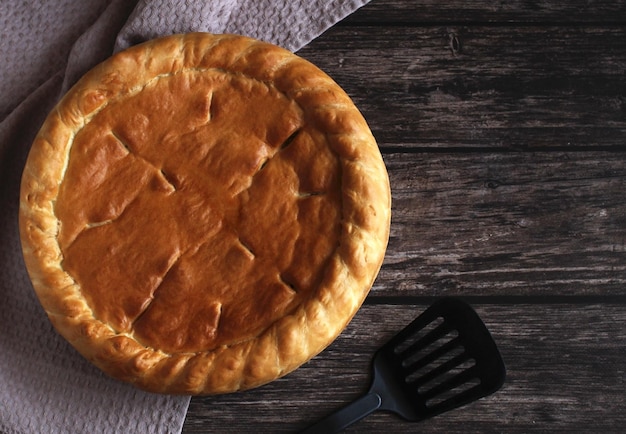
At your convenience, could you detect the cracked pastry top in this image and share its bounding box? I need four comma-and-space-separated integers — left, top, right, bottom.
19, 33, 391, 395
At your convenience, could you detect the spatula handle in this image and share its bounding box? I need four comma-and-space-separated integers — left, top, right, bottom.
301, 391, 382, 434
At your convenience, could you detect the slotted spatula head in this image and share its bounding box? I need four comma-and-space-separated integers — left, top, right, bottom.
372, 297, 506, 421
302, 298, 506, 433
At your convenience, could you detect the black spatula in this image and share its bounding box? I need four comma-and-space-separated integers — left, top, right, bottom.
302, 298, 506, 433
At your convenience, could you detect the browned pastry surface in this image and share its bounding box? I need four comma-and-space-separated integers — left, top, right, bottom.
19, 33, 391, 394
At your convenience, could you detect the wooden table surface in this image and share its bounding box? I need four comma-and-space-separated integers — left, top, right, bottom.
183, 1, 626, 432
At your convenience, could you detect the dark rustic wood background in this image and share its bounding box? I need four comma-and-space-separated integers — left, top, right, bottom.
183, 1, 626, 432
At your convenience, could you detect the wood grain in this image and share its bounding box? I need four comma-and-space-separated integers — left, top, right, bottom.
299, 25, 626, 149
184, 304, 626, 433
342, 0, 626, 24
376, 151, 626, 297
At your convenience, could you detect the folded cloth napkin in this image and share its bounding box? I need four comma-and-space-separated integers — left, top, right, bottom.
0, 1, 370, 433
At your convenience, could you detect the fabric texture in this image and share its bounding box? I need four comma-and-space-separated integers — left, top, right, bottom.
0, 0, 370, 433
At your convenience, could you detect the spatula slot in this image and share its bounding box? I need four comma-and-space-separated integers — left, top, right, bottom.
425, 376, 482, 409
400, 328, 459, 369
393, 316, 444, 355
404, 344, 465, 383
417, 358, 476, 395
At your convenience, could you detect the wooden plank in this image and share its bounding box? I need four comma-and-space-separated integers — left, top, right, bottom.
184, 303, 626, 433
373, 151, 626, 297
299, 25, 626, 149
343, 0, 626, 24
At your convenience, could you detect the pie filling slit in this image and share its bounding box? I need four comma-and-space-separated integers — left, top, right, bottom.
205, 90, 213, 123
278, 274, 298, 294
84, 220, 114, 229
130, 251, 182, 329
158, 169, 178, 192
257, 157, 270, 172
236, 237, 256, 259
296, 191, 325, 198
279, 128, 301, 151
110, 131, 132, 154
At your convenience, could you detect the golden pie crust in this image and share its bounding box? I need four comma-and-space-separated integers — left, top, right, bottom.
19, 33, 391, 394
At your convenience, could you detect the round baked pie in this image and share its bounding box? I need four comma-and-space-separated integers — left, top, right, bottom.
19, 33, 391, 394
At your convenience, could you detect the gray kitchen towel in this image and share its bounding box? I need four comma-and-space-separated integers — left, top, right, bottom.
0, 1, 370, 433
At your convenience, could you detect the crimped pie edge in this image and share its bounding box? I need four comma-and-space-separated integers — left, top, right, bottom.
19, 33, 391, 394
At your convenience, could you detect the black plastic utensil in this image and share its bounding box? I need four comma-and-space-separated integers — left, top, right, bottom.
302, 298, 506, 433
